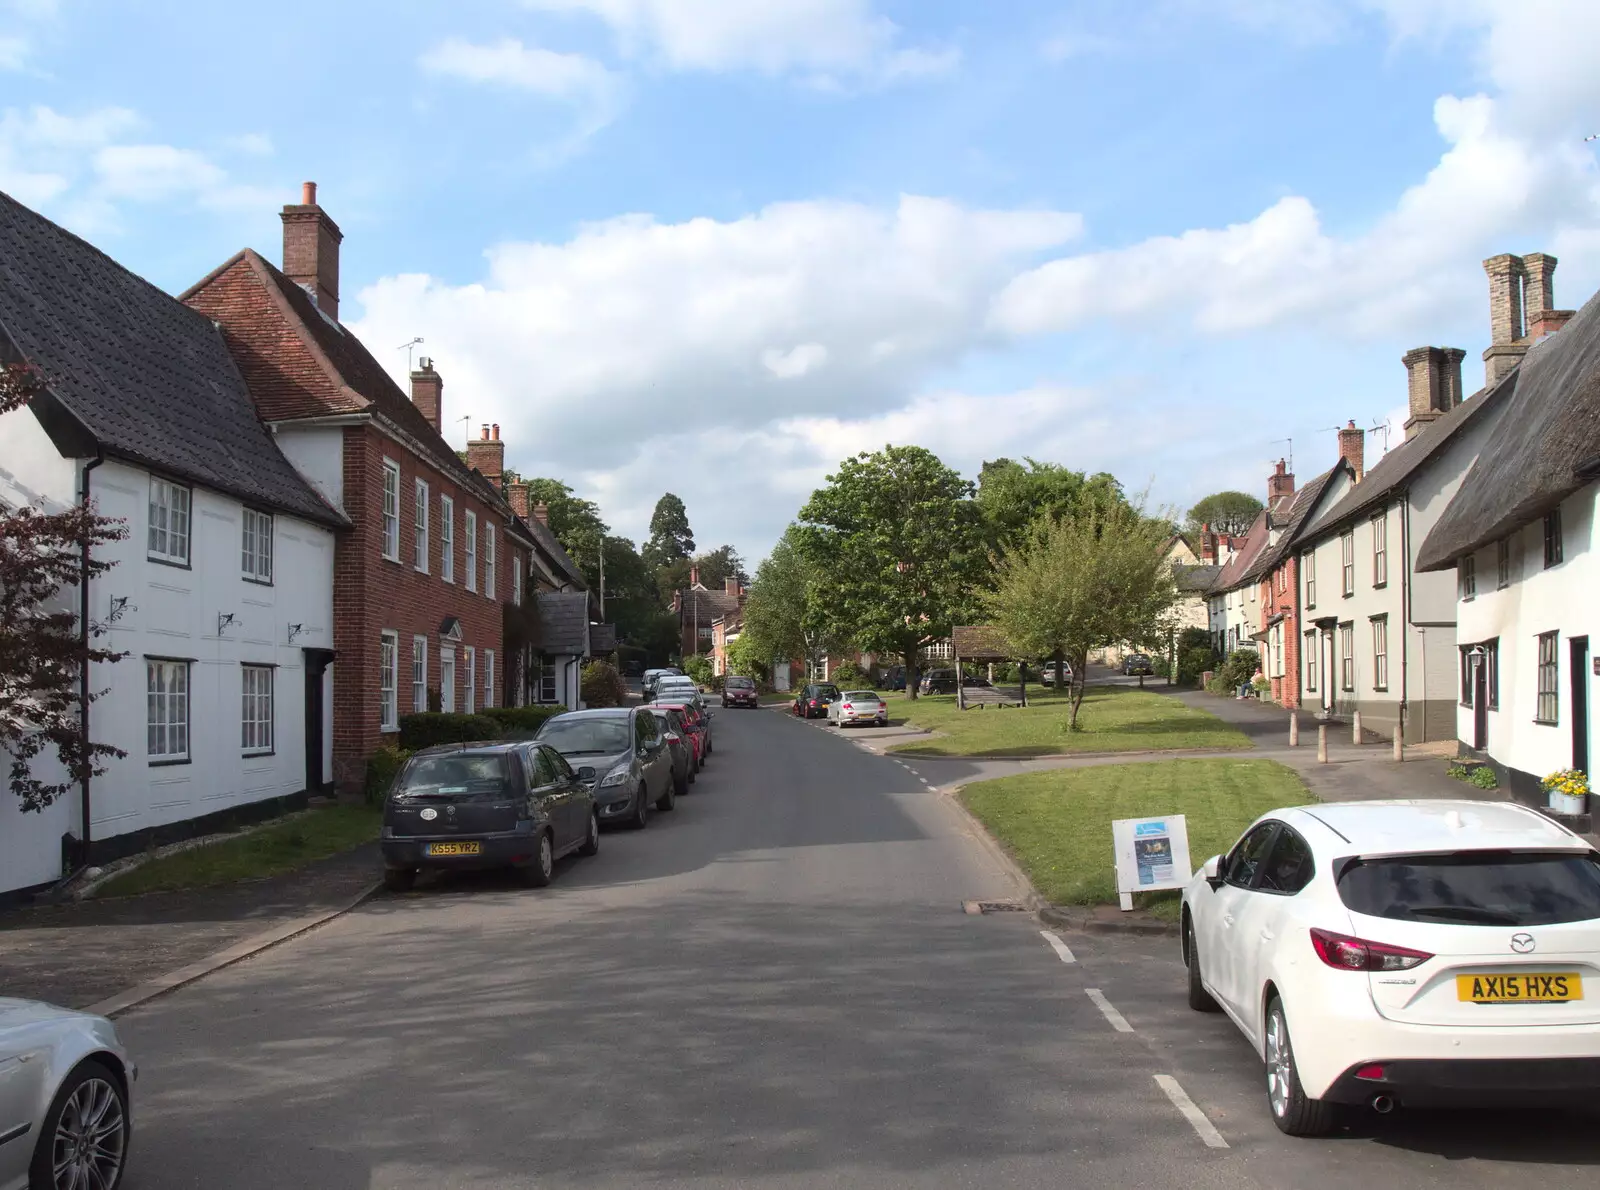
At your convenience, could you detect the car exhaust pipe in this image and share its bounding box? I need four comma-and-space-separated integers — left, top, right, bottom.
1370, 1094, 1395, 1115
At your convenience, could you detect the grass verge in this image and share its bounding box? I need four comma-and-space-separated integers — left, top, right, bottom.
889, 685, 1250, 757
95, 804, 381, 897
959, 758, 1310, 920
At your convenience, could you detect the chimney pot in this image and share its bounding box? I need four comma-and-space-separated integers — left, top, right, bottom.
532, 501, 549, 526
466, 421, 505, 485
491, 423, 500, 442
1404, 346, 1466, 439
281, 183, 342, 321
302, 181, 317, 206
690, 565, 700, 588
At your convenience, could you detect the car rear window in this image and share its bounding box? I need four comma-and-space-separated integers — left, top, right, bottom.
842, 691, 877, 700
397, 753, 508, 798
815, 685, 840, 698
1336, 850, 1600, 926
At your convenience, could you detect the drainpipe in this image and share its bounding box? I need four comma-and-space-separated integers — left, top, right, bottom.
58, 453, 104, 889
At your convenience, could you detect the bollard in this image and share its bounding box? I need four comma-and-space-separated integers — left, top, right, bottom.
1317, 724, 1328, 763
1393, 718, 1404, 762
1289, 711, 1299, 747
1352, 710, 1362, 746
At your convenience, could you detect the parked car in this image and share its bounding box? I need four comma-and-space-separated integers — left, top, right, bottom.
647, 705, 696, 792
1182, 799, 1600, 1136
882, 666, 907, 691
656, 699, 713, 763
962, 675, 993, 688
0, 999, 136, 1190
793, 683, 841, 719
655, 679, 707, 713
381, 741, 600, 891
828, 689, 889, 728
535, 707, 676, 830
722, 675, 759, 708
1036, 661, 1073, 686
642, 667, 683, 698
1122, 653, 1155, 676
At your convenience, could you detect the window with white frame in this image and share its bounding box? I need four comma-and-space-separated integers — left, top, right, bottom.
413, 479, 429, 572
464, 646, 476, 714
147, 658, 190, 760
485, 649, 495, 709
241, 664, 273, 753
241, 508, 273, 583
538, 659, 558, 704
440, 647, 457, 712
412, 635, 428, 712
1371, 616, 1388, 691
485, 524, 496, 598
1304, 552, 1316, 607
1270, 623, 1283, 677
465, 512, 478, 592
1459, 554, 1477, 600
1340, 531, 1355, 596
381, 460, 401, 561
1372, 514, 1387, 587
440, 495, 455, 582
1339, 623, 1354, 691
1497, 538, 1511, 589
380, 631, 399, 730
148, 477, 191, 565
513, 553, 522, 605
1304, 630, 1318, 692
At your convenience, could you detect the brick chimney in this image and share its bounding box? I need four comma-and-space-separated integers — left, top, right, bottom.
1267, 459, 1294, 503
724, 576, 740, 596
690, 565, 700, 588
281, 181, 342, 321
466, 423, 504, 489
507, 481, 530, 519
531, 501, 549, 527
1338, 419, 1365, 481
1198, 522, 1217, 565
1522, 252, 1575, 342
1483, 253, 1528, 385
1403, 346, 1466, 439
410, 357, 443, 434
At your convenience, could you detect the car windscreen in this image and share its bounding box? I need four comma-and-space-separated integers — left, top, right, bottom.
725, 677, 755, 689
814, 685, 840, 698
536, 717, 632, 755
396, 753, 508, 799
842, 691, 877, 701
1336, 850, 1600, 926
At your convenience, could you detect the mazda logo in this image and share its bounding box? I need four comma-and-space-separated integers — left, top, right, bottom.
1510, 933, 1536, 954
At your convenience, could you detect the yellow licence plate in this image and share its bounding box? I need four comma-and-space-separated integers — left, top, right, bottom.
1456, 972, 1582, 1003
426, 841, 483, 857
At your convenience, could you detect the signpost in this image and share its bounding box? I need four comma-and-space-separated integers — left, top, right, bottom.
1111, 815, 1193, 911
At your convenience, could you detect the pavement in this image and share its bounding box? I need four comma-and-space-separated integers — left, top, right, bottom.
33, 702, 1589, 1188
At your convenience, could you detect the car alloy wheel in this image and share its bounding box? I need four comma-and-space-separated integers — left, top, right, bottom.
630, 787, 650, 830
1263, 998, 1337, 1136
36, 1061, 127, 1190
521, 833, 555, 887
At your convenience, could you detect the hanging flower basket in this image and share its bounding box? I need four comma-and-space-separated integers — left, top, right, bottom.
1542, 769, 1590, 816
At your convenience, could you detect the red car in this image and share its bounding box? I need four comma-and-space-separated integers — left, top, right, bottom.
656, 701, 712, 765
722, 676, 759, 708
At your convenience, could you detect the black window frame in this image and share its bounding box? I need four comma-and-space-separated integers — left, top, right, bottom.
1536, 630, 1560, 725
1223, 822, 1281, 890
1544, 509, 1564, 568
1459, 553, 1476, 600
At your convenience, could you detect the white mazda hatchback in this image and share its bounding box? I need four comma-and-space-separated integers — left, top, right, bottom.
1181, 799, 1600, 1136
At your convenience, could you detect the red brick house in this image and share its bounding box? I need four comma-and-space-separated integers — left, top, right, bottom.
673, 568, 743, 660
183, 183, 539, 790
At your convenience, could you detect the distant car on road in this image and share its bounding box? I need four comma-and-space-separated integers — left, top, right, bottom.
1122, 653, 1155, 676
655, 699, 713, 764
827, 690, 889, 728
535, 707, 677, 831
919, 669, 957, 694
722, 675, 759, 708
654, 677, 706, 711
646, 705, 696, 794
1182, 800, 1600, 1136
793, 683, 840, 719
1036, 662, 1073, 685
0, 998, 136, 1190
381, 741, 600, 891
642, 667, 684, 699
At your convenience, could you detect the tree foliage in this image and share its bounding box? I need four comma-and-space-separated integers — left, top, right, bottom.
976, 457, 1128, 559
724, 632, 767, 680
644, 492, 695, 568
986, 501, 1179, 728
692, 543, 747, 591
598, 535, 678, 664
579, 660, 630, 708
1, 363, 129, 812
740, 524, 844, 675
799, 445, 984, 699
1185, 490, 1264, 538
523, 477, 608, 588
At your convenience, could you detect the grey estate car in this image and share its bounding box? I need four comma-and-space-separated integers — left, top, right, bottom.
535, 707, 677, 830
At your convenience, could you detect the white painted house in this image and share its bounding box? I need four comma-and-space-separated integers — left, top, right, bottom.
1417, 253, 1594, 807
0, 192, 345, 898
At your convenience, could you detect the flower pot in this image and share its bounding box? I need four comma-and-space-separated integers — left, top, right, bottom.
1549, 791, 1587, 816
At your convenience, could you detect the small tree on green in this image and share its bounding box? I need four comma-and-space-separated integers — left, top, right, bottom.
1185, 491, 1264, 538
986, 502, 1179, 730
740, 524, 845, 679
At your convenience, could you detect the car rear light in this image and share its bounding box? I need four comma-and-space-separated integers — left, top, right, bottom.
1309, 928, 1433, 972
1354, 1064, 1386, 1081
842, 702, 852, 710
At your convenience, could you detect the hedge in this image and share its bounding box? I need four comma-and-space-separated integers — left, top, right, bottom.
481, 705, 566, 736
397, 712, 503, 751
365, 744, 414, 803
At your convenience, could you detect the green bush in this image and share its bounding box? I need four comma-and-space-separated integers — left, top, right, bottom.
1448, 760, 1499, 790
580, 660, 630, 708
364, 744, 414, 804
482, 705, 565, 737
1213, 649, 1259, 691
831, 660, 869, 687
682, 654, 715, 689
397, 712, 502, 751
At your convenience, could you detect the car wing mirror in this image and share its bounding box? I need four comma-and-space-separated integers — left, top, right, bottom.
576, 766, 596, 780
1202, 855, 1224, 890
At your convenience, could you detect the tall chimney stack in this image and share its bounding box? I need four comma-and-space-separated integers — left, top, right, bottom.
281, 181, 342, 321
1338, 420, 1365, 481
1403, 346, 1466, 439
466, 422, 505, 489
1483, 253, 1528, 385
507, 481, 530, 519
690, 565, 701, 588
410, 357, 443, 434
531, 501, 550, 527
1267, 459, 1294, 503
1522, 252, 1575, 342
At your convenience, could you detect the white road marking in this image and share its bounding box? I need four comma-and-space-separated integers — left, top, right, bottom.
1085, 988, 1134, 1033
1039, 930, 1076, 963
1154, 1074, 1230, 1149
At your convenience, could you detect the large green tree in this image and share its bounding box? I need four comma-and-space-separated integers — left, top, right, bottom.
740, 524, 845, 677
1185, 490, 1264, 538
799, 445, 984, 699
986, 501, 1179, 729
643, 493, 695, 569
692, 543, 747, 591
598, 534, 678, 661
976, 457, 1128, 559
524, 477, 607, 589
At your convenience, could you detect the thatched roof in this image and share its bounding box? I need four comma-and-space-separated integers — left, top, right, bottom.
1417, 285, 1600, 571
952, 625, 1015, 660
1240, 462, 1351, 584
1174, 563, 1220, 593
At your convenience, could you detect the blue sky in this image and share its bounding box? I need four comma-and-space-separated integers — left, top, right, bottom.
3, 0, 1598, 565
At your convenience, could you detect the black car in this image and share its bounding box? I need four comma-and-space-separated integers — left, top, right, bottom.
722, 675, 759, 708
536, 707, 677, 829
647, 705, 696, 793
919, 669, 957, 694
1122, 653, 1155, 676
381, 741, 598, 892
793, 683, 840, 719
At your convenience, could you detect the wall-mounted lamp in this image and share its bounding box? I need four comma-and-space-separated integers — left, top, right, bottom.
218, 612, 238, 636
287, 623, 305, 644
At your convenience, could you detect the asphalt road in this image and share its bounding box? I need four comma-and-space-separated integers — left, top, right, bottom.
113, 706, 1600, 1188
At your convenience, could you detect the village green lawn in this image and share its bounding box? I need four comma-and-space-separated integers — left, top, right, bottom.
95, 804, 380, 897
960, 758, 1310, 920
887, 685, 1250, 757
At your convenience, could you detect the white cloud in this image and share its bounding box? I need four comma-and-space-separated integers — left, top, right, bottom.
1041, 31, 1118, 62
93, 144, 226, 200
762, 342, 829, 379
421, 36, 622, 103
520, 0, 953, 83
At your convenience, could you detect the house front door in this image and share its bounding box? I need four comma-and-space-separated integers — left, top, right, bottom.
303, 648, 335, 795
1572, 637, 1591, 775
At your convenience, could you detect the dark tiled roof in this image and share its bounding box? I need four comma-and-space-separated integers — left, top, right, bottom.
1174, 563, 1221, 593
527, 517, 587, 589
536, 591, 592, 656
1417, 286, 1600, 571
589, 624, 617, 653
1206, 508, 1271, 595
0, 190, 345, 528
1241, 463, 1350, 584
678, 585, 741, 620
